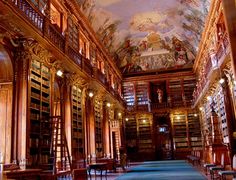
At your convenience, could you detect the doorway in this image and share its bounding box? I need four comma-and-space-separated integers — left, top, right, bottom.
153, 113, 173, 160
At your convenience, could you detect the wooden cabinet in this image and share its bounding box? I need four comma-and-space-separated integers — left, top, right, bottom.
71, 86, 84, 160
169, 80, 183, 107
187, 113, 202, 149
125, 116, 137, 154
171, 111, 202, 158
137, 116, 153, 153
172, 114, 188, 150
29, 59, 51, 166
94, 99, 103, 156
122, 82, 135, 108
136, 82, 148, 105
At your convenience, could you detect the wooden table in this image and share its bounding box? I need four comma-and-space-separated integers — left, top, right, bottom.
3, 168, 42, 180
87, 163, 107, 179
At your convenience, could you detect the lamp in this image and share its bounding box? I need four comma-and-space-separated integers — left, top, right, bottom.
207, 96, 212, 101
199, 107, 203, 111
118, 112, 122, 117
106, 102, 111, 107
88, 92, 94, 98
56, 70, 63, 77
219, 78, 225, 84
125, 118, 129, 121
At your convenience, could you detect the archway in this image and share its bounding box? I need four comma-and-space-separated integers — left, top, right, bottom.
0, 44, 13, 163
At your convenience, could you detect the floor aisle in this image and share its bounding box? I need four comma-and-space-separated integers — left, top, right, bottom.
115, 160, 206, 180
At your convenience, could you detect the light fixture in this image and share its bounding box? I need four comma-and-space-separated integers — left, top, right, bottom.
106, 102, 111, 107
125, 118, 129, 121
88, 92, 94, 98
118, 112, 122, 117
219, 78, 225, 84
194, 114, 198, 117
56, 70, 63, 77
176, 116, 180, 120
199, 107, 203, 111
142, 119, 146, 123
207, 96, 212, 101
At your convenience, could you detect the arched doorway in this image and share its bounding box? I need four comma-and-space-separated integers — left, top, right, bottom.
0, 45, 13, 163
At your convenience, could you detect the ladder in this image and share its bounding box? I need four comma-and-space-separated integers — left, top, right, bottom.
50, 116, 72, 175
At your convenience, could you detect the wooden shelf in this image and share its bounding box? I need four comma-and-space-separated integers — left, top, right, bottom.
94, 99, 103, 156
71, 85, 84, 160
29, 59, 51, 166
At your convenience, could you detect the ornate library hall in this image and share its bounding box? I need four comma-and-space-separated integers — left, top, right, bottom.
1, 0, 236, 179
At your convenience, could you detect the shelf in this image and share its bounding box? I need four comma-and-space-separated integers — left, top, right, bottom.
29, 60, 51, 165
71, 85, 84, 160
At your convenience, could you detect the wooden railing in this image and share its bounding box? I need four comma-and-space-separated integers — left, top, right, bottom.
68, 46, 82, 67
136, 104, 149, 111
82, 57, 93, 76
151, 102, 168, 110
10, 0, 44, 31
96, 70, 106, 85
46, 23, 65, 51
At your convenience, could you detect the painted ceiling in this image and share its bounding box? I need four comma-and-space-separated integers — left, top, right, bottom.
77, 0, 211, 74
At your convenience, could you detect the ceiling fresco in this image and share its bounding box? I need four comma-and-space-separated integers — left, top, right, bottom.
77, 0, 211, 74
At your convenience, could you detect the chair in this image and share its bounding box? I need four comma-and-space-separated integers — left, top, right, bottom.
203, 153, 217, 175
218, 154, 236, 180
210, 153, 225, 180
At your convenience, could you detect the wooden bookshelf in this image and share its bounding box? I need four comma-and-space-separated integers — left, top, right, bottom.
125, 116, 137, 154
172, 114, 188, 150
29, 59, 51, 166
122, 82, 135, 108
135, 82, 149, 105
183, 78, 196, 106
94, 99, 103, 156
137, 116, 153, 153
71, 85, 84, 160
213, 86, 229, 144
187, 112, 202, 149
169, 80, 183, 107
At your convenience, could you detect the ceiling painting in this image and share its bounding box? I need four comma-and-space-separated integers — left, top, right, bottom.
77, 0, 211, 74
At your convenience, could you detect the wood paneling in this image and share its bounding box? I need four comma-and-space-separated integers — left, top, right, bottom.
0, 83, 12, 163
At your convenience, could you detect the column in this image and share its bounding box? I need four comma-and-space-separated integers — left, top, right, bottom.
12, 39, 31, 161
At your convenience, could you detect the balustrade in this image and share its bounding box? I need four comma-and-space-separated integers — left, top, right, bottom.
68, 46, 82, 67
46, 23, 65, 51
10, 0, 44, 31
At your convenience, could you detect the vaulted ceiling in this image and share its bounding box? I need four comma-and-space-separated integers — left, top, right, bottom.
78, 0, 211, 75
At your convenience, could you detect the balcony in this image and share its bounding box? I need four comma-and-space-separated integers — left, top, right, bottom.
5, 0, 124, 104
193, 33, 230, 106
